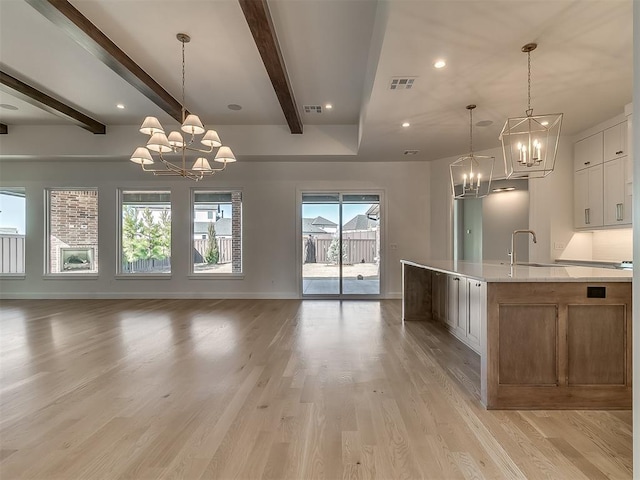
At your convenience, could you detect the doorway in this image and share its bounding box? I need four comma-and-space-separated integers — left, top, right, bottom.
301, 193, 381, 297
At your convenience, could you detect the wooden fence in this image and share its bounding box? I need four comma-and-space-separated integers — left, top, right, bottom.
121, 257, 171, 273
193, 238, 232, 264
304, 238, 377, 264
0, 234, 25, 274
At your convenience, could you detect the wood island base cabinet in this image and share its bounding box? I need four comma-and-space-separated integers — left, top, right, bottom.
401, 262, 632, 410
486, 282, 631, 409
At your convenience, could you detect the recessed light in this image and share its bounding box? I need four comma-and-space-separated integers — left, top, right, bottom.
476, 120, 493, 127
227, 104, 242, 111
325, 103, 333, 110
541, 120, 549, 126
0, 104, 18, 111
434, 59, 446, 69
116, 103, 125, 109
402, 122, 410, 128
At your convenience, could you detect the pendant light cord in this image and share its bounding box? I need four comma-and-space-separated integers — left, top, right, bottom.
469, 107, 473, 154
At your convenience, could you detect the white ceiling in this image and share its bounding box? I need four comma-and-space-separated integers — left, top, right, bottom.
0, 0, 633, 162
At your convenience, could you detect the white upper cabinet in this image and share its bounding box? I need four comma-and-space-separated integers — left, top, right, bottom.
573, 111, 632, 230
574, 132, 603, 172
603, 121, 627, 162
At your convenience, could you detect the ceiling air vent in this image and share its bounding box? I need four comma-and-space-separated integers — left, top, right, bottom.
304, 105, 322, 114
389, 77, 416, 90
404, 150, 419, 156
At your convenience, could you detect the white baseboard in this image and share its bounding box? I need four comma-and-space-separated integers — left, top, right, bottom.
0, 291, 402, 300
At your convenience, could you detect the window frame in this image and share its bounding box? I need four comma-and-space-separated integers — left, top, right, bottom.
44, 187, 99, 278
189, 188, 243, 278
0, 187, 26, 278
116, 188, 173, 278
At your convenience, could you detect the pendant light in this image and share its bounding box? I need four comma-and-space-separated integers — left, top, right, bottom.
450, 105, 495, 199
500, 43, 563, 179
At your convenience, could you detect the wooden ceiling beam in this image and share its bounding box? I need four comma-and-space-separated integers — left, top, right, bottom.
0, 124, 7, 135
0, 70, 105, 134
25, 0, 184, 123
239, 0, 303, 134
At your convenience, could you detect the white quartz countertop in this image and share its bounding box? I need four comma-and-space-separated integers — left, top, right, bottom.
401, 259, 632, 283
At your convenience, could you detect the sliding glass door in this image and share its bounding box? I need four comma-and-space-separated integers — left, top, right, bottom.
301, 193, 380, 297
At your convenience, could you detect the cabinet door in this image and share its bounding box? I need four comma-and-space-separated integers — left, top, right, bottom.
446, 275, 459, 328
624, 155, 633, 223
604, 157, 631, 225
604, 122, 627, 162
467, 280, 484, 350
574, 132, 603, 172
575, 165, 603, 228
574, 168, 589, 228
587, 164, 604, 227
456, 277, 468, 335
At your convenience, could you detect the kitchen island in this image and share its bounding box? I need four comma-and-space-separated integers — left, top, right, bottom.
401, 260, 632, 409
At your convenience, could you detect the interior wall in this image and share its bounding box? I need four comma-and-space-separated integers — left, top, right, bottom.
526, 139, 574, 263
482, 187, 529, 262
0, 159, 430, 299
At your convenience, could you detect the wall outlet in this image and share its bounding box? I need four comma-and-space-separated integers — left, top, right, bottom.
554, 241, 566, 250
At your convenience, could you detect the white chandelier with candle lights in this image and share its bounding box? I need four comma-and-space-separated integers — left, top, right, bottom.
130, 33, 235, 181
499, 43, 562, 179
450, 104, 495, 199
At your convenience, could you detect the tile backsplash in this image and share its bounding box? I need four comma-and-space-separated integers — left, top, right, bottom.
592, 229, 633, 261
560, 228, 632, 262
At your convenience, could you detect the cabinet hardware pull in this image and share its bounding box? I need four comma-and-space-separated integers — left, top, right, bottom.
454, 277, 460, 281
584, 161, 591, 165
616, 150, 623, 155
616, 203, 623, 221
585, 208, 590, 225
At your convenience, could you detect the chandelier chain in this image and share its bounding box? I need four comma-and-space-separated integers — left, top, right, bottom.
181, 38, 186, 121
527, 50, 532, 115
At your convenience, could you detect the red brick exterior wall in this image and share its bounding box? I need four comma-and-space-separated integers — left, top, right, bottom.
232, 191, 242, 273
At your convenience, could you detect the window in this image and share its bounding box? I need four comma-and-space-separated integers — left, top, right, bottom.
46, 189, 98, 274
0, 187, 26, 275
192, 190, 242, 274
119, 190, 171, 274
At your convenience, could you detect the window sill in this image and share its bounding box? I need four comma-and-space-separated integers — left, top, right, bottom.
0, 274, 26, 279
115, 274, 172, 280
188, 273, 245, 280
44, 274, 99, 280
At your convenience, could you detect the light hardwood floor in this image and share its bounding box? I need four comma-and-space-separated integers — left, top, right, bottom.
0, 299, 632, 479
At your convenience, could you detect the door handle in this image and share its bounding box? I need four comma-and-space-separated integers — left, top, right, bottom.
616, 203, 623, 221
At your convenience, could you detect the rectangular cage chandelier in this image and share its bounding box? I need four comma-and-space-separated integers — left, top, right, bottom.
450, 104, 495, 199
500, 43, 562, 180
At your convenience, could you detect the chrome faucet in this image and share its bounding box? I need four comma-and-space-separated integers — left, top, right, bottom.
510, 230, 537, 266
